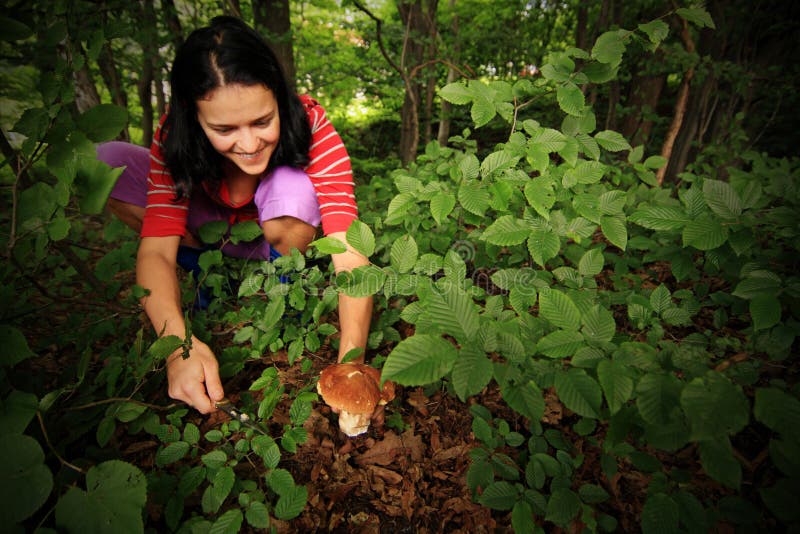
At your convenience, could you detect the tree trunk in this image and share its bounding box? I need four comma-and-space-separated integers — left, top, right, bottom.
576, 3, 588, 51
437, 0, 458, 146
161, 0, 184, 51
97, 42, 130, 141
253, 0, 295, 87
620, 70, 665, 147
396, 0, 438, 166
73, 62, 101, 114
138, 0, 156, 146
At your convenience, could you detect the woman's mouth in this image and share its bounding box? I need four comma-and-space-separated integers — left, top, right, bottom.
234, 149, 264, 160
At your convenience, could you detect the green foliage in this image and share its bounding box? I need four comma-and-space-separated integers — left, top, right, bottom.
1, 2, 798, 533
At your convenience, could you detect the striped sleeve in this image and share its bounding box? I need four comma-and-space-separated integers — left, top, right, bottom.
140, 115, 189, 238
300, 95, 358, 235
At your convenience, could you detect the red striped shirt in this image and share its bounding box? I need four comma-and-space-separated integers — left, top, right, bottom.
141, 94, 358, 238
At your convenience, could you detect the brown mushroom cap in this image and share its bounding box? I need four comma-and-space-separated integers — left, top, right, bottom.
317, 363, 382, 415
317, 363, 396, 437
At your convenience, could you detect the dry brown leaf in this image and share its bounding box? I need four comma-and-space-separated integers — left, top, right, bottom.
406, 387, 429, 415
368, 465, 403, 485
355, 431, 404, 466
400, 426, 425, 462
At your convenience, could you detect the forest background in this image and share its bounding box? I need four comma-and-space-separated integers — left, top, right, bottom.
1, 0, 799, 532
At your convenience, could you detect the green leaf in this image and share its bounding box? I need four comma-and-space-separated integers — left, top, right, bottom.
750, 295, 781, 331
459, 153, 480, 180
267, 468, 296, 496
156, 441, 190, 467
481, 215, 530, 246
76, 104, 128, 142
578, 247, 605, 277
337, 264, 386, 297
641, 493, 679, 534
198, 220, 228, 244
0, 390, 38, 435
0, 325, 35, 367
539, 288, 581, 330
760, 479, 800, 523
536, 330, 585, 358
478, 481, 518, 511
481, 149, 519, 177
638, 20, 669, 44
545, 488, 582, 526
439, 82, 473, 105
531, 128, 568, 152
274, 485, 307, 520
512, 501, 535, 534
637, 373, 683, 425
229, 220, 262, 243
650, 284, 672, 315
452, 347, 493, 402
528, 229, 561, 267
210, 508, 243, 534
55, 460, 146, 533
557, 82, 585, 116
390, 235, 418, 274
0, 434, 53, 524
597, 360, 632, 415
682, 216, 728, 250
310, 236, 347, 254
629, 206, 689, 231
698, 438, 740, 489
201, 450, 228, 470
382, 335, 458, 386
591, 30, 626, 66
525, 179, 556, 219
732, 271, 781, 299
147, 335, 184, 361
346, 220, 375, 257
754, 388, 800, 436
246, 501, 270, 529
430, 192, 456, 225
458, 182, 491, 216
502, 381, 545, 421
676, 7, 716, 29
424, 281, 480, 342
554, 369, 602, 418
74, 159, 125, 215
703, 179, 742, 219
680, 375, 749, 441
471, 96, 496, 127
581, 305, 616, 343
0, 16, 33, 41
600, 215, 627, 250
595, 130, 631, 152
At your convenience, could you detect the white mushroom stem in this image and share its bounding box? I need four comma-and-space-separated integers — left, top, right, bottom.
337, 410, 372, 437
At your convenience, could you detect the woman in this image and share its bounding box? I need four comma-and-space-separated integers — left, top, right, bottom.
97, 16, 372, 414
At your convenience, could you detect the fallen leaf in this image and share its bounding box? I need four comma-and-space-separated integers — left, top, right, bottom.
355, 431, 404, 466
406, 387, 429, 416
368, 465, 403, 485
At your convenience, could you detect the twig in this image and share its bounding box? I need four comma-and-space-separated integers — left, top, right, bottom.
67, 397, 180, 412
37, 412, 86, 474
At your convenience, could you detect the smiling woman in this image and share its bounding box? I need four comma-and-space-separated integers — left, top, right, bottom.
95, 15, 373, 416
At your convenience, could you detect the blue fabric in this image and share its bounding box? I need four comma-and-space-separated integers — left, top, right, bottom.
177, 246, 212, 310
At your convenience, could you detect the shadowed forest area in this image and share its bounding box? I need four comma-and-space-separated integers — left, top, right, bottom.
1, 1, 799, 532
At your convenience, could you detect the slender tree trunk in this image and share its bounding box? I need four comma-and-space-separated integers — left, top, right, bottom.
620, 70, 665, 147
73, 62, 101, 114
138, 0, 156, 146
656, 17, 695, 185
576, 3, 588, 50
437, 0, 458, 146
396, 0, 438, 165
161, 0, 184, 51
253, 0, 295, 87
97, 42, 130, 141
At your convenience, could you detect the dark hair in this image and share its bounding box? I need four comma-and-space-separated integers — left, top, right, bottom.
162, 15, 310, 199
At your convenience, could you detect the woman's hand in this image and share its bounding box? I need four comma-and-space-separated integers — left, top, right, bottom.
166, 336, 224, 414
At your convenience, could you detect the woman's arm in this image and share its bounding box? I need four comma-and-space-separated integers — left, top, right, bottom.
327, 231, 373, 363
137, 236, 224, 413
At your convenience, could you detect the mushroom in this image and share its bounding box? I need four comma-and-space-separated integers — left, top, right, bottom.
316, 363, 395, 437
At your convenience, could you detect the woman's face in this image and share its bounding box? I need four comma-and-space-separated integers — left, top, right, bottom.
196, 83, 281, 177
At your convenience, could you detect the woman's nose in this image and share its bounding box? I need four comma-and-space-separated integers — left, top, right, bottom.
236, 128, 260, 152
